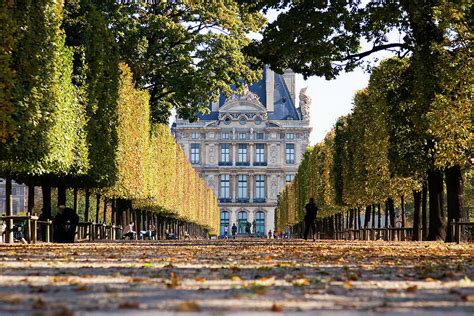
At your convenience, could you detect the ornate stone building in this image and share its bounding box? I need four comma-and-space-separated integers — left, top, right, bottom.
173, 67, 311, 236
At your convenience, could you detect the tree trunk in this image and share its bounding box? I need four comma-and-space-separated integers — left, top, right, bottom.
84, 189, 90, 222
401, 195, 406, 228
357, 207, 361, 229
41, 182, 52, 219
413, 190, 421, 241
5, 175, 13, 242
377, 203, 381, 228
421, 181, 428, 240
387, 198, 395, 227
27, 184, 35, 215
73, 188, 78, 213
427, 168, 446, 241
349, 209, 354, 229
385, 201, 390, 228
111, 198, 116, 225
445, 165, 464, 242
371, 204, 376, 228
103, 197, 107, 224
57, 182, 66, 206
95, 194, 100, 223
364, 205, 371, 228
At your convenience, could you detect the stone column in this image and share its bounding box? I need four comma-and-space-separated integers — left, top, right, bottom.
249, 144, 254, 165
232, 144, 237, 166
231, 174, 237, 202
249, 174, 254, 202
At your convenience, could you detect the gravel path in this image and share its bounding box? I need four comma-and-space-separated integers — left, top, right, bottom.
0, 239, 473, 315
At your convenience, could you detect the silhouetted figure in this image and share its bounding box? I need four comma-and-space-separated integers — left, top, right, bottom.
38, 209, 47, 241
64, 207, 79, 243
245, 221, 251, 236
231, 223, 237, 239
53, 206, 68, 243
304, 198, 318, 241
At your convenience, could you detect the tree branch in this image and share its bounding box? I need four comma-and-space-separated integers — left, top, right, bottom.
343, 43, 412, 61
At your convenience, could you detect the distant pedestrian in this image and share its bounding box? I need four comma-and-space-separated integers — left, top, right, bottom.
231, 223, 237, 239
304, 198, 318, 241
268, 230, 272, 239
224, 225, 229, 239
245, 221, 251, 236
285, 225, 291, 239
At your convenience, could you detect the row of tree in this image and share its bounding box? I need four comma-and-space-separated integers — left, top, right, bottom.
1, 0, 265, 236
248, 0, 472, 242
276, 55, 472, 242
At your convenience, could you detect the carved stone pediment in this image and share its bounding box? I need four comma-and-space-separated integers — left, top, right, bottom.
220, 85, 266, 113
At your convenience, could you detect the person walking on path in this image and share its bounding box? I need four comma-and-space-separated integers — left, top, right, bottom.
224, 225, 229, 239
231, 223, 237, 239
285, 225, 291, 239
304, 198, 318, 241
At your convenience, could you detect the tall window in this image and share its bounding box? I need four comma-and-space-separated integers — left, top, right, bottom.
256, 132, 264, 140
255, 211, 265, 236
255, 175, 265, 200
190, 143, 200, 164
220, 175, 230, 199
220, 144, 230, 164
238, 144, 247, 163
221, 132, 230, 140
286, 132, 295, 139
237, 175, 248, 199
255, 144, 265, 163
238, 132, 246, 140
286, 144, 295, 164
238, 211, 248, 234
220, 211, 230, 236
191, 132, 200, 139
285, 174, 295, 183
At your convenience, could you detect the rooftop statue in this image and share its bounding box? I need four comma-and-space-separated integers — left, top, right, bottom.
299, 87, 311, 121
229, 84, 260, 103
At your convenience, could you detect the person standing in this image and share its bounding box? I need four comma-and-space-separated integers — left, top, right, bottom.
64, 207, 79, 243
304, 198, 318, 241
231, 223, 237, 239
224, 225, 229, 239
285, 225, 291, 239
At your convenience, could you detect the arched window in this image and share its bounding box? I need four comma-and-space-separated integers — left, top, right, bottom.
255, 211, 265, 236
220, 210, 230, 236
237, 211, 248, 234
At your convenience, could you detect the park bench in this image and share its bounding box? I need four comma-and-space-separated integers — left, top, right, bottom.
37, 219, 53, 242
0, 214, 39, 244
450, 221, 474, 244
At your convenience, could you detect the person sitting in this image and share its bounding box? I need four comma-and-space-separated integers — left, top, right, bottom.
122, 222, 136, 240
63, 207, 79, 243
139, 224, 156, 240
53, 205, 68, 243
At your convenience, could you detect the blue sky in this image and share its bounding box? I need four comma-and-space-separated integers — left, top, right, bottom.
263, 9, 400, 145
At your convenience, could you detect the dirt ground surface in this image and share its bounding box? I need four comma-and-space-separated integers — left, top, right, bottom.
0, 239, 473, 315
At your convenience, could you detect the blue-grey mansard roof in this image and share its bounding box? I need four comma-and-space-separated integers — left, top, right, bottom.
197, 67, 301, 121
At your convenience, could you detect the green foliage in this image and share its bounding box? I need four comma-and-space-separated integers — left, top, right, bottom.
0, 0, 88, 176
64, 0, 120, 186
104, 1, 265, 122
105, 64, 219, 234
0, 0, 16, 143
